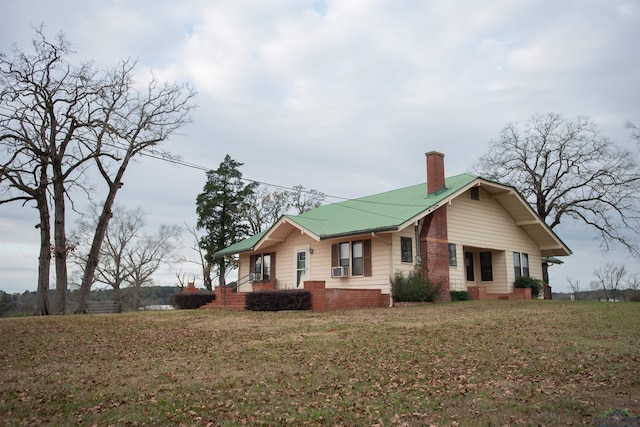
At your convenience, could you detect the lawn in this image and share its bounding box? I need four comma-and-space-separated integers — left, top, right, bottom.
1, 301, 639, 426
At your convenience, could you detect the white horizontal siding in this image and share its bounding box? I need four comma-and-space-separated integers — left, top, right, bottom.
448, 188, 544, 293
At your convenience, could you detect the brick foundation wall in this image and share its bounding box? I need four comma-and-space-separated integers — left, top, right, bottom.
467, 286, 486, 301
324, 288, 383, 310
512, 287, 531, 300
304, 281, 387, 311
253, 282, 276, 291
467, 286, 531, 301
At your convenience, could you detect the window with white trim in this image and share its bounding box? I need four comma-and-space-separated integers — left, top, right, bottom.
401, 237, 413, 263
513, 252, 529, 278
252, 253, 271, 281
448, 243, 457, 266
351, 241, 364, 276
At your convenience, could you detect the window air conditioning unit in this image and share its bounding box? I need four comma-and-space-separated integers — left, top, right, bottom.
332, 266, 348, 278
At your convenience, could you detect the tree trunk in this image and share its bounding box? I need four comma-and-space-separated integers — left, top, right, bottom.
78, 197, 116, 313
218, 258, 226, 287
132, 284, 140, 311
78, 158, 130, 312
114, 285, 122, 313
35, 191, 51, 316
53, 173, 68, 314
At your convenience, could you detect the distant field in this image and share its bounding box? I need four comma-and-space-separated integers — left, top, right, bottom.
1, 301, 639, 426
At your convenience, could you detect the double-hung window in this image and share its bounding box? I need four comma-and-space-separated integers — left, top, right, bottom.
252, 253, 272, 281
351, 241, 364, 276
401, 237, 413, 263
332, 239, 372, 277
465, 252, 475, 281
448, 243, 457, 266
480, 251, 493, 282
513, 252, 529, 277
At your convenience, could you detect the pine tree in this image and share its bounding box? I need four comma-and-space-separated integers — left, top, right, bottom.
196, 155, 257, 286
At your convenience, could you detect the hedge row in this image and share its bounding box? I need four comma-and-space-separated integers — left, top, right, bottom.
245, 290, 312, 311
170, 293, 215, 309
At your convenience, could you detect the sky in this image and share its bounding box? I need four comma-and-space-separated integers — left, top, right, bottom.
0, 0, 639, 295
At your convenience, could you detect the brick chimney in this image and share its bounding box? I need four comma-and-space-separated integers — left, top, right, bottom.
426, 151, 445, 194
420, 150, 451, 301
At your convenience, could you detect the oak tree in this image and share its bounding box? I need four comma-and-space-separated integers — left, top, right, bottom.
0, 27, 195, 313
475, 113, 640, 257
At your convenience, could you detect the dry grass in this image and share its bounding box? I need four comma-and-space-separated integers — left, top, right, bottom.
1, 300, 639, 426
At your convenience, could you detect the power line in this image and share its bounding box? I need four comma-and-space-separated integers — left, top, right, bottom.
134, 146, 431, 208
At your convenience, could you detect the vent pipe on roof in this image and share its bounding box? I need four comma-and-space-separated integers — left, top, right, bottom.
426, 151, 445, 195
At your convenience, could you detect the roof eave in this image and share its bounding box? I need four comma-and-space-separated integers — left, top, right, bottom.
319, 225, 399, 241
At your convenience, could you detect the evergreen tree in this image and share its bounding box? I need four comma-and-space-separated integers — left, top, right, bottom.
196, 155, 257, 286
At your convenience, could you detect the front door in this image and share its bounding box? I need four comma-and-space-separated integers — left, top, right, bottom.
295, 250, 308, 288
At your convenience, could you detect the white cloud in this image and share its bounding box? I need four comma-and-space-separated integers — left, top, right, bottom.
0, 0, 638, 294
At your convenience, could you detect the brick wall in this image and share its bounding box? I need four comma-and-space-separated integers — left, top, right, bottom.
304, 281, 327, 311
420, 208, 451, 302
304, 281, 386, 311
426, 151, 446, 194
324, 288, 383, 310
467, 286, 531, 301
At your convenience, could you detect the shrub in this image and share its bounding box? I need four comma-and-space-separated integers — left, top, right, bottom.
513, 276, 543, 298
450, 290, 470, 301
629, 291, 640, 303
245, 290, 312, 311
391, 273, 440, 302
170, 293, 215, 309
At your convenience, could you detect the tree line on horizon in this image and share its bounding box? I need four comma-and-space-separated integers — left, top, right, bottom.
2, 28, 639, 315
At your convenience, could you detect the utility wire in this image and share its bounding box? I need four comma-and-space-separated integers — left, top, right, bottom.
132, 145, 431, 208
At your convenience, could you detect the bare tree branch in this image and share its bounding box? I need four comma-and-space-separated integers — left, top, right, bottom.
475, 113, 640, 258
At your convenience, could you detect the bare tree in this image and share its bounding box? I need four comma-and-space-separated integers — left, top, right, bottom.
182, 223, 213, 290
590, 263, 627, 302
626, 273, 640, 291
126, 224, 182, 310
626, 121, 640, 144
70, 205, 144, 311
0, 28, 97, 314
0, 150, 51, 314
73, 60, 195, 312
0, 28, 196, 314
175, 269, 188, 290
243, 186, 291, 234
475, 113, 640, 257
289, 185, 325, 214
567, 277, 582, 301
71, 205, 181, 311
242, 184, 326, 235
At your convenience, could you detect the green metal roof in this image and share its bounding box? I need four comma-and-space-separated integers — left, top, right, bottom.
287, 173, 478, 239
214, 230, 266, 257
213, 173, 478, 257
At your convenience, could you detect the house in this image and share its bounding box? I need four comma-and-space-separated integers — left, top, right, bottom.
206, 151, 571, 310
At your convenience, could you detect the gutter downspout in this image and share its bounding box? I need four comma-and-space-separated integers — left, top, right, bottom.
414, 220, 422, 268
